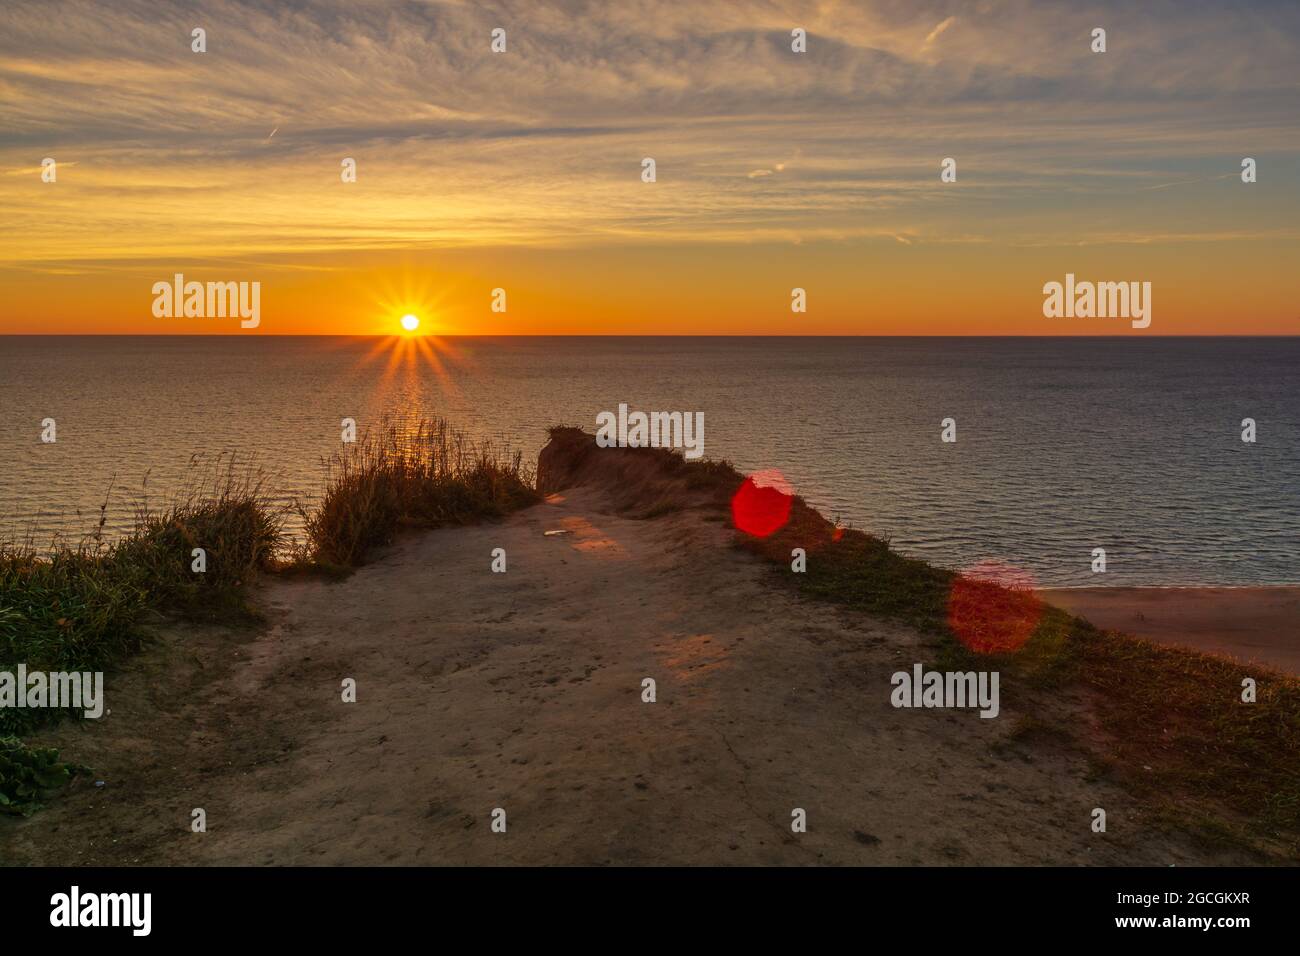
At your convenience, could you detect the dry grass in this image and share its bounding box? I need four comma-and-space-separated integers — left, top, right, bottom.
302, 417, 539, 567
0, 458, 286, 811
114, 456, 286, 619
8, 422, 1299, 851
1, 457, 284, 711
1, 420, 536, 811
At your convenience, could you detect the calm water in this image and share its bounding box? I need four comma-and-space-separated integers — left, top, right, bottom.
1, 336, 1296, 587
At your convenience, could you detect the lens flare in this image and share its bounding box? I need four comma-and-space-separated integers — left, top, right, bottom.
946, 559, 1043, 654
731, 469, 794, 537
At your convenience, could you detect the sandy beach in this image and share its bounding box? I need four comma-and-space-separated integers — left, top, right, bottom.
4, 444, 1280, 866
1040, 587, 1300, 677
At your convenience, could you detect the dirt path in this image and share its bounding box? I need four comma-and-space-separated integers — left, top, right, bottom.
3, 487, 1250, 865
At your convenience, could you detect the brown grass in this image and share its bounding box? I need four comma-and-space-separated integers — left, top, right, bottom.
2, 420, 536, 811
303, 417, 540, 567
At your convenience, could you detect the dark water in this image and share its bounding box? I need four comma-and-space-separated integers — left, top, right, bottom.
1, 336, 1296, 587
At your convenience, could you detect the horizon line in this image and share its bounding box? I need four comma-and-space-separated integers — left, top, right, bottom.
2, 332, 1298, 339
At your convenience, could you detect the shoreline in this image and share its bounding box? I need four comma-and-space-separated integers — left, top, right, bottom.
5, 482, 1265, 865
1041, 582, 1300, 590
4, 426, 1298, 862
1040, 586, 1300, 677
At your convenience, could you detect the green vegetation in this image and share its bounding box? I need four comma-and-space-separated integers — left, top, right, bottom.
0, 736, 83, 817
746, 520, 1300, 857
2, 459, 282, 716
1, 418, 537, 812
0, 458, 285, 809
0, 547, 149, 691
6, 423, 1297, 856
112, 461, 283, 621
545, 427, 1300, 860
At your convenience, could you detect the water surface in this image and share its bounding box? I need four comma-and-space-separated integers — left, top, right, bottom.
2, 336, 1296, 586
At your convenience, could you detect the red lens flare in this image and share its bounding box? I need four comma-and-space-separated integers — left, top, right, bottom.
731, 469, 794, 538
946, 559, 1043, 654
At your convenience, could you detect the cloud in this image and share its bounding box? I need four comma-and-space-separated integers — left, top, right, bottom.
922, 15, 957, 49
1, 0, 1298, 265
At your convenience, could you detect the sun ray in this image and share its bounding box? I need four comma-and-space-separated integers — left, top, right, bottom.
414, 335, 461, 398
342, 272, 481, 415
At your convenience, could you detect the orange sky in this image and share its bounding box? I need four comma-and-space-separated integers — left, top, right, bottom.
5, 239, 1298, 336
3, 0, 1299, 335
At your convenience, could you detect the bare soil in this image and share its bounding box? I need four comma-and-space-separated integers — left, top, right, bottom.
2, 487, 1255, 865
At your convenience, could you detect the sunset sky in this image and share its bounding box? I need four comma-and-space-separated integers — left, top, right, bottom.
2, 0, 1298, 335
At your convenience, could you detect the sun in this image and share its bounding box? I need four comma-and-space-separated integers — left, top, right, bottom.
357, 275, 471, 396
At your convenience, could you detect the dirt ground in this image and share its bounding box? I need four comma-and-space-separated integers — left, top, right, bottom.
2, 487, 1256, 865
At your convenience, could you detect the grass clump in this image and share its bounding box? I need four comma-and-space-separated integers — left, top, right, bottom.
113, 458, 284, 621
0, 455, 286, 804
0, 548, 149, 677
0, 736, 82, 816
1, 418, 534, 814
0, 545, 150, 738
304, 418, 539, 567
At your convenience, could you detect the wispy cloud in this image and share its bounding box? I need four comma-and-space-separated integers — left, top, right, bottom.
1, 0, 1298, 265
922, 15, 957, 50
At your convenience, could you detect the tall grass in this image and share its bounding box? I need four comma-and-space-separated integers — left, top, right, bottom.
0, 546, 149, 684
303, 418, 539, 567
0, 458, 285, 811
3, 420, 535, 696
114, 456, 285, 619
1, 458, 283, 725
1, 419, 538, 812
